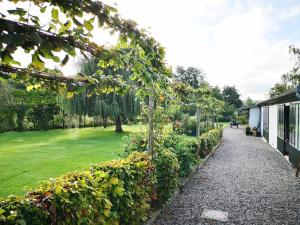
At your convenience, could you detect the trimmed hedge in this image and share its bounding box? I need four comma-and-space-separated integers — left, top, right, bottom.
0, 128, 223, 225
0, 152, 155, 225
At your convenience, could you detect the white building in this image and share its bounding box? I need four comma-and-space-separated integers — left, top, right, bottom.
247, 87, 300, 168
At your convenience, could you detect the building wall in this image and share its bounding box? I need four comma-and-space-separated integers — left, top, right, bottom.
269, 105, 278, 149
261, 106, 264, 137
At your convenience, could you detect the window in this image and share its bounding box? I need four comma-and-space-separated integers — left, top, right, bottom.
263, 106, 269, 133
289, 103, 300, 149
277, 105, 284, 139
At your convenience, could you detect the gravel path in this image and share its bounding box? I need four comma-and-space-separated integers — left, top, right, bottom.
154, 127, 300, 225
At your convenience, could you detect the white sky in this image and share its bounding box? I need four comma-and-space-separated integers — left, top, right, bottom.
104, 0, 300, 100
2, 0, 300, 100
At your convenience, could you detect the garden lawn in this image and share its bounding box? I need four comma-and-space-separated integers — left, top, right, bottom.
0, 125, 145, 197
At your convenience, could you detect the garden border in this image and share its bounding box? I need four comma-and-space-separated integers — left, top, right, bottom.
143, 138, 224, 225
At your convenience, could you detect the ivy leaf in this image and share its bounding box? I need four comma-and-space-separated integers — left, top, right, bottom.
51, 8, 59, 20
61, 54, 69, 66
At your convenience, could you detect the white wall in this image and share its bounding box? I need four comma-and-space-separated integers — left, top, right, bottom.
261, 106, 264, 137
269, 105, 278, 148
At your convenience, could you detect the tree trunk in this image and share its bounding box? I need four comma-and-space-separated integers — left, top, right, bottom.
147, 96, 154, 157
216, 117, 219, 128
115, 115, 123, 132
103, 116, 107, 128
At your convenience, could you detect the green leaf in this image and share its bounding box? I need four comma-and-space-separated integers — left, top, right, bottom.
66, 92, 75, 99
73, 18, 83, 26
31, 54, 45, 69
26, 85, 34, 91
51, 8, 59, 20
40, 6, 47, 13
113, 186, 124, 196
84, 20, 94, 31
7, 8, 27, 17
61, 54, 69, 66
31, 32, 42, 44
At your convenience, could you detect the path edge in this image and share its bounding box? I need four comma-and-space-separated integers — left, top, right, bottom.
143, 138, 224, 225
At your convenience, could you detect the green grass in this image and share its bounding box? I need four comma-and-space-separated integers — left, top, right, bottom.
219, 122, 230, 128
0, 125, 146, 197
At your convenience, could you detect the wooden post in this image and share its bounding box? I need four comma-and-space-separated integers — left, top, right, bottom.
147, 95, 154, 158
196, 108, 201, 138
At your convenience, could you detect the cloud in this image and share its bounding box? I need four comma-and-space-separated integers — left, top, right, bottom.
107, 0, 298, 100
2, 0, 299, 100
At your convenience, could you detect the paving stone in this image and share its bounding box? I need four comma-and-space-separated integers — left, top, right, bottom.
201, 209, 228, 222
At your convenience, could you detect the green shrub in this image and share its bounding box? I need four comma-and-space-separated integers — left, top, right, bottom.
236, 115, 248, 125
0, 152, 154, 225
121, 132, 147, 157
163, 132, 184, 149
153, 149, 179, 204
163, 133, 197, 178
198, 128, 223, 157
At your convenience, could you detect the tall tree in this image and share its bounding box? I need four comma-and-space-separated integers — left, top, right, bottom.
174, 66, 206, 88
244, 97, 255, 107
269, 82, 292, 98
222, 86, 243, 108
211, 86, 223, 100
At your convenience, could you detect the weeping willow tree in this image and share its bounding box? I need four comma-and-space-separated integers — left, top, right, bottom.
61, 56, 141, 132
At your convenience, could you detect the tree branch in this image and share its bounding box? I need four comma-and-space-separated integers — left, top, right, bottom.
0, 65, 123, 89
0, 18, 104, 57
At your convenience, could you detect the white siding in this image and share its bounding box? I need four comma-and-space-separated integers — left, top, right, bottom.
269, 105, 278, 148
261, 106, 264, 137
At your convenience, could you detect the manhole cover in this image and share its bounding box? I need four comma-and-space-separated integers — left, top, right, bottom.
201, 209, 228, 222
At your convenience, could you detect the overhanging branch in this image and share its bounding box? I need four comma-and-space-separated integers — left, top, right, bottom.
0, 18, 104, 57
0, 65, 124, 90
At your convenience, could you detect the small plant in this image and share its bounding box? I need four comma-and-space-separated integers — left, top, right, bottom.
245, 126, 251, 135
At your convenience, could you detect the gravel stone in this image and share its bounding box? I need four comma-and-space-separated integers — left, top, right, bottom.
154, 127, 300, 225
